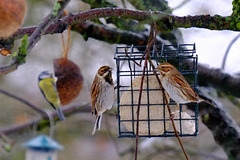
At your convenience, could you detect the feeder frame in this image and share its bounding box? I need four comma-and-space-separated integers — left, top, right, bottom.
114, 44, 199, 138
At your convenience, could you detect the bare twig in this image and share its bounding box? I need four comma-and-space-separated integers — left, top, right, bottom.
149, 61, 189, 159
0, 89, 47, 116
1, 7, 235, 44
105, 116, 121, 155
134, 24, 156, 160
162, 90, 189, 160
124, 49, 141, 67
146, 23, 189, 160
27, 0, 71, 53
135, 23, 165, 160
187, 99, 240, 160
0, 103, 90, 135
171, 0, 191, 11
0, 0, 71, 75
0, 7, 235, 74
221, 33, 240, 70
134, 39, 149, 160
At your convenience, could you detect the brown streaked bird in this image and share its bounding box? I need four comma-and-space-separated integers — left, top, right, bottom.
91, 66, 115, 135
156, 63, 215, 107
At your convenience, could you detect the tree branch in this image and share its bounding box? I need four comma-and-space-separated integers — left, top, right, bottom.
37, 8, 240, 32
0, 7, 237, 74
221, 34, 240, 70
1, 7, 239, 46
0, 0, 70, 75
188, 100, 240, 160
1, 20, 240, 98
0, 89, 47, 116
72, 22, 149, 45
0, 103, 90, 135
27, 0, 71, 52
197, 64, 240, 98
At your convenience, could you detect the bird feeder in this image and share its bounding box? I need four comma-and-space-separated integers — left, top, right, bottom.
23, 135, 63, 160
114, 44, 199, 138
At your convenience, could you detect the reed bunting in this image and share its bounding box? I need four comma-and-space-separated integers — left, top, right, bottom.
91, 66, 115, 135
156, 63, 215, 107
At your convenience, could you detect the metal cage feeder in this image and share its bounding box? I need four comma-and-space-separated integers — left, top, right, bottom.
114, 44, 199, 138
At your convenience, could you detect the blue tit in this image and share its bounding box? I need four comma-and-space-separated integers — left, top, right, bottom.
38, 71, 65, 121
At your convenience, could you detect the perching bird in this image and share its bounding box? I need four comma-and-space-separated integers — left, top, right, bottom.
156, 63, 215, 107
38, 71, 65, 121
91, 66, 115, 135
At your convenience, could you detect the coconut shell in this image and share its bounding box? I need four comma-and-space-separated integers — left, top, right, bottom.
0, 0, 26, 38
54, 58, 83, 105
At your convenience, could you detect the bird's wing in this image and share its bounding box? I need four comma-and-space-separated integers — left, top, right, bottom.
91, 76, 100, 116
173, 73, 199, 101
39, 78, 59, 110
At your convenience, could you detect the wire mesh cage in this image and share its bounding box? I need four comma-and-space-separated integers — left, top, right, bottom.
114, 44, 199, 138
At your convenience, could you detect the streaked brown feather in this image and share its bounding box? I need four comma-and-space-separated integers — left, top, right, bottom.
158, 62, 200, 103
173, 73, 199, 102
91, 65, 115, 135
91, 76, 100, 115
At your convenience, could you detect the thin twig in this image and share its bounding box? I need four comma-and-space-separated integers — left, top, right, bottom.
27, 0, 71, 53
105, 115, 120, 155
149, 61, 189, 160
146, 23, 189, 160
163, 92, 189, 160
135, 43, 149, 160
171, 0, 191, 11
135, 24, 158, 160
0, 0, 71, 75
0, 89, 47, 116
124, 49, 141, 67
0, 103, 90, 135
221, 33, 240, 70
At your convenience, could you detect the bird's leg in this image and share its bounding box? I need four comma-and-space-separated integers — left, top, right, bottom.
106, 109, 118, 119
170, 104, 180, 119
114, 85, 122, 90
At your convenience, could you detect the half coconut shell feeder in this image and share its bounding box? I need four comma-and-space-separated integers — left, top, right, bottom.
54, 58, 83, 105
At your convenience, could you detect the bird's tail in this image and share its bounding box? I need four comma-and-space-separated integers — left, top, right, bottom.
199, 95, 217, 108
57, 108, 65, 121
92, 115, 102, 135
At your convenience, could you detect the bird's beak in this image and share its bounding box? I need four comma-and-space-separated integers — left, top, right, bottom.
109, 68, 113, 72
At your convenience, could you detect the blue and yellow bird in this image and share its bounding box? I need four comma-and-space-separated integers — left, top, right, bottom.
38, 71, 65, 121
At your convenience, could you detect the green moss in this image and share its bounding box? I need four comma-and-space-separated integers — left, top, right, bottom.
2, 144, 12, 152
209, 23, 216, 29
196, 19, 203, 26
203, 113, 209, 123
12, 35, 29, 65
237, 22, 240, 29
17, 35, 29, 64
185, 19, 192, 28
115, 34, 121, 44
37, 120, 51, 130
52, 1, 61, 17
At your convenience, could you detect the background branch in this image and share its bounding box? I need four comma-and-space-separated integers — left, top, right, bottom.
0, 0, 70, 75
0, 103, 90, 135
188, 101, 240, 160
0, 89, 47, 116
221, 34, 240, 70
2, 20, 240, 98
1, 7, 238, 48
